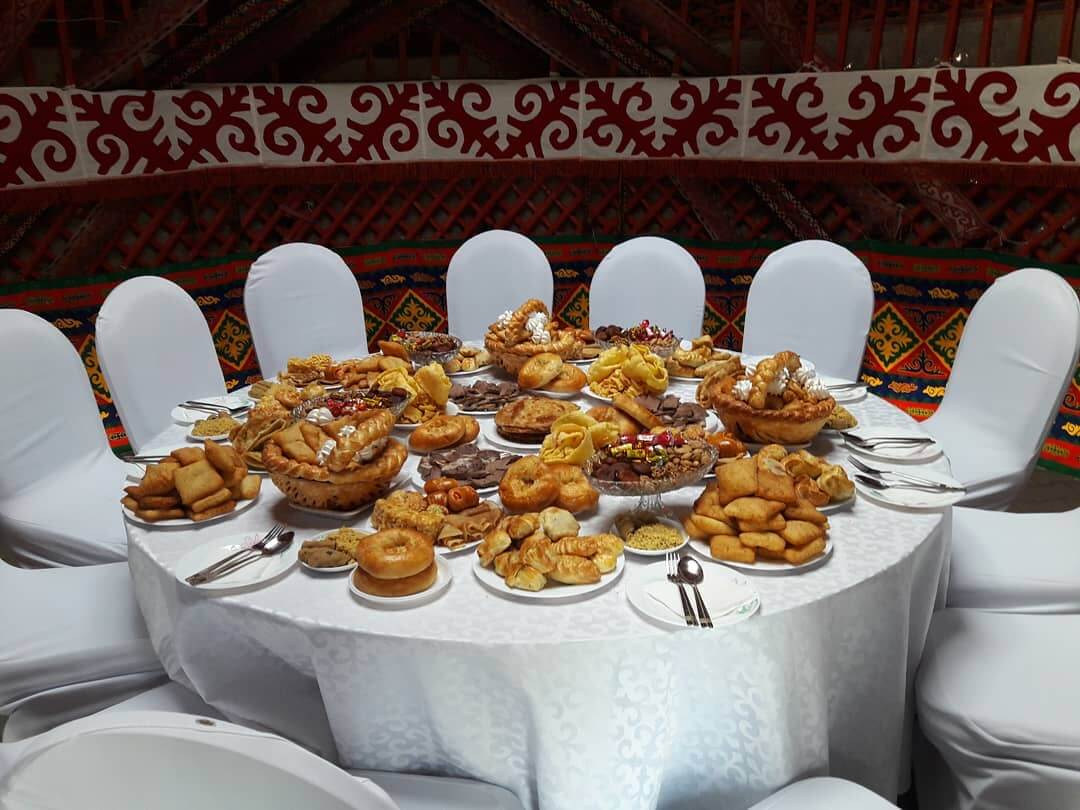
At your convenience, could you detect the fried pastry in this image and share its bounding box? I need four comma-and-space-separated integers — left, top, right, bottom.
547, 555, 600, 585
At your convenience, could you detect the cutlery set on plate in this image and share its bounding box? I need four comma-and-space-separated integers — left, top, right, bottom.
665, 552, 714, 628
185, 524, 295, 586
841, 432, 966, 494
180, 399, 250, 416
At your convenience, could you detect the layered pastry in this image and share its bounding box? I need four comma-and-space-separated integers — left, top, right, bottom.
667, 335, 742, 379
484, 299, 581, 375
702, 351, 835, 445
587, 344, 669, 398
261, 409, 407, 511
370, 362, 452, 425
494, 397, 579, 444
229, 393, 292, 472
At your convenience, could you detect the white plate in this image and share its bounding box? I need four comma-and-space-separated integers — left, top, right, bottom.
436, 539, 482, 556
123, 492, 259, 529
479, 420, 545, 452
349, 556, 452, 608
394, 401, 459, 431
287, 472, 408, 519
843, 427, 942, 462
625, 561, 760, 629
531, 388, 581, 400
171, 395, 249, 425
688, 535, 833, 575
567, 356, 597, 366
581, 386, 614, 404
668, 374, 705, 384
446, 365, 492, 378
472, 554, 625, 603
175, 530, 298, 591
853, 466, 966, 510
612, 515, 689, 557
298, 528, 362, 573
410, 467, 499, 495
744, 440, 811, 451
185, 426, 235, 443
819, 493, 856, 514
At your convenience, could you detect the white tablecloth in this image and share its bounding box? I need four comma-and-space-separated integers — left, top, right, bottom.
129, 381, 949, 810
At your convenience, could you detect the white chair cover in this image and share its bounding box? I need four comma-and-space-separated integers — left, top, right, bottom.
742, 240, 874, 380
446, 231, 553, 342
747, 777, 896, 809
923, 268, 1080, 509
0, 561, 165, 741
0, 310, 128, 565
96, 276, 227, 453
589, 237, 705, 339
0, 712, 400, 810
245, 243, 368, 378
350, 771, 525, 810
916, 610, 1080, 810
97, 681, 222, 719
946, 506, 1080, 612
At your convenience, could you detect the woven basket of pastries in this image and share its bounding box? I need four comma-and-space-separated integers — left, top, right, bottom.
705, 351, 835, 445
484, 299, 581, 375
261, 409, 408, 511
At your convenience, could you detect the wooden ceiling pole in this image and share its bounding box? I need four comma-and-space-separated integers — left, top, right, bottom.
69, 0, 210, 88
474, 0, 612, 77
611, 0, 728, 74
542, 0, 671, 76
423, 4, 549, 78
1, 0, 52, 77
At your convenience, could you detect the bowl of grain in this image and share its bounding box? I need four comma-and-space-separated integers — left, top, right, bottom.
612, 513, 688, 557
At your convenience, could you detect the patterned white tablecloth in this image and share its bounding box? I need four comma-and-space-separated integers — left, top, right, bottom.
129, 379, 949, 810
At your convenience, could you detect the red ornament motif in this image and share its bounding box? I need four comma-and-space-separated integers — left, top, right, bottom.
749, 74, 929, 160
583, 78, 741, 158
253, 84, 421, 163
423, 81, 579, 159
0, 90, 78, 188
70, 87, 257, 176
931, 69, 1080, 163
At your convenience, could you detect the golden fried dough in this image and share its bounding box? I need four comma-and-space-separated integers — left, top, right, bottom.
783, 500, 829, 525
139, 463, 179, 496
737, 514, 786, 533
738, 531, 786, 553
137, 494, 181, 510
724, 496, 786, 523
709, 534, 755, 563
135, 507, 185, 522
783, 537, 826, 565
189, 500, 236, 522
781, 520, 824, 547
170, 447, 204, 466
173, 460, 225, 506
190, 487, 231, 514
715, 457, 758, 504
756, 456, 798, 505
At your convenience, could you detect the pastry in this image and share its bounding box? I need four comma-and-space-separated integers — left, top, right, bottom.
586, 405, 640, 437
495, 397, 579, 444
499, 456, 560, 512
538, 412, 618, 467
587, 344, 668, 398
409, 414, 480, 453
518, 352, 564, 390
542, 364, 587, 393
443, 345, 491, 374
484, 299, 580, 375
826, 404, 858, 430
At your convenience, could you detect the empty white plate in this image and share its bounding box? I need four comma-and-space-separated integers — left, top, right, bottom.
625, 560, 759, 629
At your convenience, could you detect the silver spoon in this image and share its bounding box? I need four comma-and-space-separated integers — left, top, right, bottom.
854, 474, 964, 494
190, 531, 295, 586
677, 556, 713, 628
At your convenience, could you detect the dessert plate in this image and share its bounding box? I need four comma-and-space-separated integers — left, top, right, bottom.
410, 468, 498, 495
478, 420, 545, 452
626, 560, 759, 629
123, 492, 259, 530
688, 535, 833, 575
298, 529, 360, 574
612, 515, 689, 557
472, 554, 624, 603
175, 530, 298, 591
185, 426, 234, 443
349, 557, 452, 608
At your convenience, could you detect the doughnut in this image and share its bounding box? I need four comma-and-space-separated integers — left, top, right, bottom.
518, 352, 564, 389
499, 456, 560, 512
541, 364, 587, 393
546, 462, 599, 513
352, 561, 437, 597
409, 414, 465, 452
354, 528, 434, 579
447, 485, 479, 512
611, 393, 662, 430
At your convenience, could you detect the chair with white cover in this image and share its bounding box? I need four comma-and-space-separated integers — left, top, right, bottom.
96, 276, 227, 453
245, 243, 369, 379
0, 559, 166, 741
446, 231, 553, 342
589, 237, 705, 339
0, 310, 129, 565
742, 240, 874, 381
921, 268, 1080, 509
747, 777, 896, 809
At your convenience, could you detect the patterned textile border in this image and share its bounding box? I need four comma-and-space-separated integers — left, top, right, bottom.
2, 237, 1078, 475
2, 63, 1079, 206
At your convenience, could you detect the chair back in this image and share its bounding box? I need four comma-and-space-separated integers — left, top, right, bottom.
589, 237, 705, 339
0, 712, 400, 810
447, 231, 553, 342
245, 243, 368, 377
96, 276, 226, 452
743, 240, 874, 380
0, 310, 111, 495
925, 268, 1080, 488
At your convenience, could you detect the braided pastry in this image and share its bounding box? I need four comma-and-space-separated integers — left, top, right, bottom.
748, 350, 801, 409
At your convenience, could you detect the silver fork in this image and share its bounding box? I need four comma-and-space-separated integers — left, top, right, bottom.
185, 525, 284, 585
844, 433, 934, 448
191, 532, 295, 586
666, 552, 698, 627
848, 455, 960, 489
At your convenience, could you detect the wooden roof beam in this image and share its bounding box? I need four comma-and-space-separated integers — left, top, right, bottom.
0, 0, 52, 77
68, 0, 209, 88
424, 4, 549, 78
617, 0, 728, 75
474, 0, 611, 77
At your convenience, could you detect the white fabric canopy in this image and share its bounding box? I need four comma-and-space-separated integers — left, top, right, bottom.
446, 231, 553, 343
0, 561, 165, 741
742, 241, 874, 381
96, 276, 227, 453
128, 385, 948, 810
945, 506, 1080, 612
748, 777, 897, 809
916, 610, 1080, 810
0, 310, 129, 565
923, 268, 1080, 509
245, 243, 369, 378
589, 237, 705, 339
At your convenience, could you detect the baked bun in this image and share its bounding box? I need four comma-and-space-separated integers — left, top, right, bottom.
408, 414, 478, 453
518, 353, 564, 390
352, 561, 437, 597
541, 364, 587, 393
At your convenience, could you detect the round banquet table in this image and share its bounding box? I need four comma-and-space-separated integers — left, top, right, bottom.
129, 378, 950, 810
